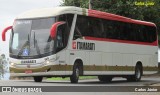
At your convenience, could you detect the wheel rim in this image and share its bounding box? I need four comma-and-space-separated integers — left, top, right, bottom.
75, 68, 79, 79
136, 68, 141, 79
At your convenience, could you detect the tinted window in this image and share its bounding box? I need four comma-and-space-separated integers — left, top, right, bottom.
32, 18, 54, 30
56, 14, 74, 52
74, 15, 157, 43
74, 15, 103, 39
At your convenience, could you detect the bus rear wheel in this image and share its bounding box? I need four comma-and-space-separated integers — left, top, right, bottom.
70, 63, 80, 83
98, 76, 112, 82
127, 65, 142, 82
34, 76, 43, 82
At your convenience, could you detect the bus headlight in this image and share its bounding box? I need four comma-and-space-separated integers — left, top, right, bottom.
46, 61, 50, 64
43, 57, 57, 65
44, 60, 50, 65
10, 62, 15, 66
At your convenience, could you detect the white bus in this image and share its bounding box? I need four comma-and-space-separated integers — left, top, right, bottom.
2, 6, 158, 83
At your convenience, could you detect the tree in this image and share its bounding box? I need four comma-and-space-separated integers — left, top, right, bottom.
0, 54, 8, 79
61, 0, 89, 8
62, 0, 160, 45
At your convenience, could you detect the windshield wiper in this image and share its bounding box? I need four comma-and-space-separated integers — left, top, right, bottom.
34, 32, 41, 57
17, 34, 30, 57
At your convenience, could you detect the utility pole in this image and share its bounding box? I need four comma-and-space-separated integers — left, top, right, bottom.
89, 0, 92, 9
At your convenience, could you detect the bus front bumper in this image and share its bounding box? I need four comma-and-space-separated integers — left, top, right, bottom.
10, 65, 52, 77
10, 64, 71, 77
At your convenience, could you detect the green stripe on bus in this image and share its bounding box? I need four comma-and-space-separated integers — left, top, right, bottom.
83, 65, 134, 71
10, 65, 158, 73
10, 65, 51, 73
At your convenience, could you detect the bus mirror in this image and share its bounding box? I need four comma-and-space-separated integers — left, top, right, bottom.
50, 21, 66, 39
2, 26, 12, 41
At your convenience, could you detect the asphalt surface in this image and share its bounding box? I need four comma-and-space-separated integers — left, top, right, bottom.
0, 76, 160, 95
1, 76, 160, 86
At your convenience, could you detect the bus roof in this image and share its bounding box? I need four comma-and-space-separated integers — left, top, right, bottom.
17, 6, 84, 19
17, 6, 156, 27
88, 9, 156, 27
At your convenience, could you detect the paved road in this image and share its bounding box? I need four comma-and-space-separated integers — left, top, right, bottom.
0, 76, 160, 95
1, 76, 160, 86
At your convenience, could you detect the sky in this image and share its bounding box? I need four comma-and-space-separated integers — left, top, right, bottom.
0, 0, 62, 57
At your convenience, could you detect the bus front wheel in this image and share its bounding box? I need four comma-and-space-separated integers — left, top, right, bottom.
70, 63, 80, 83
33, 76, 43, 82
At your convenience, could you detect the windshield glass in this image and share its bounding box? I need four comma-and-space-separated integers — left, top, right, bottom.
10, 18, 55, 58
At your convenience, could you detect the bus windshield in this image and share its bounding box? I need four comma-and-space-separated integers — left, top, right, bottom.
10, 18, 55, 58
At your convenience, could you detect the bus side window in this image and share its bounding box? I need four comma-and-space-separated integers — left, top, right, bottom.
56, 24, 67, 52
56, 25, 64, 50
88, 17, 102, 38
146, 26, 156, 42
55, 14, 74, 52
73, 15, 86, 40
103, 20, 113, 39
73, 26, 83, 40
73, 16, 83, 40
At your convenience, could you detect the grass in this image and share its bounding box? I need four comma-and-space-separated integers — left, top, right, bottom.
47, 76, 97, 81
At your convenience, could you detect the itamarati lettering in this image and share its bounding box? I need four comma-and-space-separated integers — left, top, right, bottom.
77, 42, 95, 50
21, 60, 36, 64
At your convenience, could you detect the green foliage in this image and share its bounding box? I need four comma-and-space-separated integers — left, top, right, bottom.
61, 0, 89, 8
47, 76, 97, 80
0, 54, 7, 79
0, 61, 2, 79
62, 0, 160, 44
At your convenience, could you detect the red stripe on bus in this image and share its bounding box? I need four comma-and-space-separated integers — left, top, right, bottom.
84, 36, 158, 46
88, 10, 156, 27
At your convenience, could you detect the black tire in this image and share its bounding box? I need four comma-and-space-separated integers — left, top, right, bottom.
127, 65, 142, 82
98, 76, 112, 82
134, 65, 142, 81
34, 76, 43, 82
70, 63, 80, 83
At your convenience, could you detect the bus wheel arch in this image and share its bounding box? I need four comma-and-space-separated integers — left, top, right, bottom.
70, 59, 83, 83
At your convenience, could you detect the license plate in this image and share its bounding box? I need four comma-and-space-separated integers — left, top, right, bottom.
25, 70, 32, 74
